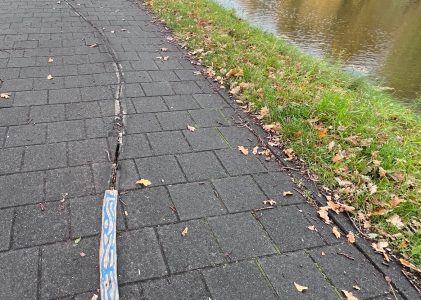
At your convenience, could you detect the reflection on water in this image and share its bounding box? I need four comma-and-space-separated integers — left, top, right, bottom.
215, 0, 421, 105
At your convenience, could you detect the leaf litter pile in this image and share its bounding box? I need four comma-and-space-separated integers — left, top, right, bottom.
147, 0, 421, 281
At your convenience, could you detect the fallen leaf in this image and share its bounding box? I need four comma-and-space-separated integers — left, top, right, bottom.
258, 106, 269, 119
347, 232, 356, 243
181, 227, 189, 236
378, 167, 386, 177
283, 148, 295, 160
294, 282, 308, 293
353, 285, 361, 291
327, 140, 335, 151
263, 199, 277, 206
91, 295, 98, 300
399, 239, 409, 249
342, 290, 358, 300
74, 237, 81, 245
226, 67, 244, 78
238, 145, 249, 155
318, 207, 332, 224
390, 195, 404, 208
80, 252, 86, 257
367, 182, 377, 195
136, 179, 152, 187
318, 127, 327, 138
335, 177, 353, 187
399, 258, 421, 273
187, 125, 196, 132
307, 225, 317, 231
371, 208, 387, 216
387, 214, 404, 229
371, 241, 388, 253
47, 74, 53, 80
262, 122, 281, 133
332, 150, 347, 162
252, 146, 258, 155
0, 93, 11, 99
160, 47, 168, 52
283, 191, 293, 196
332, 226, 341, 239
163, 56, 169, 61
48, 57, 54, 63
88, 43, 98, 48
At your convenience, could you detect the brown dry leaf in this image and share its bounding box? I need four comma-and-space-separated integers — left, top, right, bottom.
160, 47, 168, 52
335, 177, 353, 187
79, 252, 86, 257
308, 225, 317, 231
332, 226, 341, 239
226, 67, 244, 78
294, 282, 308, 293
327, 200, 341, 214
136, 179, 152, 187
342, 290, 359, 300
0, 93, 11, 99
88, 43, 98, 48
347, 232, 356, 243
399, 239, 409, 249
371, 208, 387, 216
345, 135, 361, 146
399, 258, 421, 273
332, 150, 347, 162
389, 172, 404, 182
187, 125, 196, 132
328, 140, 335, 151
91, 294, 98, 300
263, 122, 281, 133
47, 74, 53, 80
353, 285, 361, 291
371, 241, 388, 253
283, 148, 295, 160
252, 146, 258, 155
318, 207, 332, 224
263, 199, 277, 206
318, 128, 327, 138
378, 167, 386, 178
48, 57, 54, 63
258, 106, 269, 119
367, 182, 377, 195
390, 195, 404, 208
387, 214, 404, 229
181, 227, 189, 237
238, 145, 249, 155
283, 191, 293, 196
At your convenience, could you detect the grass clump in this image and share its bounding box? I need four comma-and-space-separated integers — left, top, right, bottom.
146, 0, 421, 268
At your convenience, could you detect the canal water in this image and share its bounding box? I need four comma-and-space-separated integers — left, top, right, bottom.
214, 0, 421, 107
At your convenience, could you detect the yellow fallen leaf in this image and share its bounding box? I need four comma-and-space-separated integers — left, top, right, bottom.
347, 232, 356, 243
263, 199, 277, 206
294, 282, 308, 292
47, 74, 53, 80
187, 125, 196, 132
136, 179, 152, 187
318, 128, 327, 138
0, 93, 11, 99
342, 290, 358, 300
283, 191, 293, 196
238, 145, 249, 155
181, 227, 189, 236
332, 226, 341, 239
48, 57, 54, 63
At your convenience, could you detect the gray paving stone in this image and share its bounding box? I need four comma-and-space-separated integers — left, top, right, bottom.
0, 208, 13, 251
132, 96, 168, 113
5, 124, 47, 147
183, 127, 228, 151
259, 206, 326, 251
119, 134, 152, 159
118, 284, 142, 299
0, 248, 38, 300
122, 187, 177, 229
0, 107, 29, 126
23, 142, 67, 171
212, 175, 267, 212
47, 119, 85, 142
171, 81, 202, 94
119, 159, 140, 190
189, 108, 231, 127
14, 201, 69, 248
209, 213, 276, 260
168, 182, 226, 220
117, 228, 167, 283
46, 166, 95, 200
65, 101, 102, 119
141, 81, 174, 96
163, 95, 200, 111
0, 147, 23, 174
142, 271, 210, 300
193, 93, 228, 109
309, 244, 390, 299
30, 104, 66, 123
215, 149, 267, 176
135, 155, 185, 186
260, 252, 338, 300
14, 90, 48, 106
124, 83, 146, 98
68, 138, 109, 166
148, 70, 179, 82
41, 237, 99, 299
86, 117, 114, 138
175, 69, 205, 81
252, 172, 305, 205
203, 260, 277, 300
177, 151, 227, 181
1, 78, 33, 91
49, 88, 81, 104
158, 219, 225, 273
126, 113, 161, 134
0, 172, 45, 208
148, 131, 191, 155
218, 126, 258, 147
156, 111, 194, 130
80, 85, 113, 101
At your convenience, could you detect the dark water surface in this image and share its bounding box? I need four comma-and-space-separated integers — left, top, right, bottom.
215, 0, 421, 106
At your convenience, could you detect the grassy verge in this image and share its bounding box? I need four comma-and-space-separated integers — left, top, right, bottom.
146, 0, 421, 269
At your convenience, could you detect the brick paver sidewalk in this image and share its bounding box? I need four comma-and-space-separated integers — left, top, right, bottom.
0, 0, 418, 299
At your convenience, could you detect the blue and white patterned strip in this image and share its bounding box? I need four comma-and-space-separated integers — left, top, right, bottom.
100, 190, 119, 300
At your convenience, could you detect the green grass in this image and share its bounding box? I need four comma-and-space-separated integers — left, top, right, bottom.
146, 0, 421, 268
